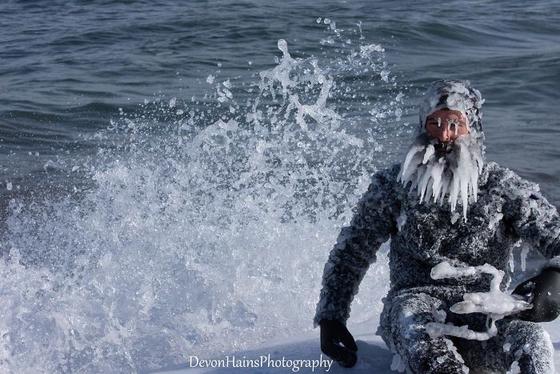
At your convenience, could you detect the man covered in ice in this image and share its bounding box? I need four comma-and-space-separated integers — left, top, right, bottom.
314, 80, 560, 373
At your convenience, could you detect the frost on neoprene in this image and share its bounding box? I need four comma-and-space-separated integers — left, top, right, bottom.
315, 80, 560, 372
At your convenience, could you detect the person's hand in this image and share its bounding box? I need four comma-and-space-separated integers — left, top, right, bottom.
319, 319, 358, 368
513, 267, 560, 322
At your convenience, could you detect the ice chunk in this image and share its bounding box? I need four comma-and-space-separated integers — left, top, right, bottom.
520, 247, 529, 272
422, 144, 435, 164
390, 353, 406, 372
427, 322, 494, 341
428, 261, 532, 341
431, 261, 478, 279
507, 360, 520, 374
443, 338, 465, 365
450, 212, 460, 225
396, 210, 407, 231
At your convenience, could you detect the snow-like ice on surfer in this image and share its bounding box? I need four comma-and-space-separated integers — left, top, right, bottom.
315, 80, 560, 373
426, 261, 531, 341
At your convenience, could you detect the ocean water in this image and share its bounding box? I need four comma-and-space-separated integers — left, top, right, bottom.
1, 1, 559, 373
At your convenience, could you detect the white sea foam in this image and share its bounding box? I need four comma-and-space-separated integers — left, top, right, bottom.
0, 24, 403, 373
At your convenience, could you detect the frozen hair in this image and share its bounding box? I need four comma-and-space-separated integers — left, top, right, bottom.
419, 80, 485, 133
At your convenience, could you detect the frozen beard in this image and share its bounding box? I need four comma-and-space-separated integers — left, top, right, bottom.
398, 132, 484, 220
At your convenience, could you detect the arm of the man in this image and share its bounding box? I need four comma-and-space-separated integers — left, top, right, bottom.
502, 168, 560, 265
313, 167, 399, 328
503, 168, 560, 322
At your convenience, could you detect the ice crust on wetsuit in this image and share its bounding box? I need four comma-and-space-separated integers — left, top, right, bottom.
314, 80, 560, 373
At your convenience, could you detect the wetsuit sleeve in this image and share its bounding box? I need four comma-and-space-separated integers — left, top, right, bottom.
313, 169, 399, 327
502, 169, 560, 269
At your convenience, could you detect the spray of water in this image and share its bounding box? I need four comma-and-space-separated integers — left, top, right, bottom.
0, 23, 407, 373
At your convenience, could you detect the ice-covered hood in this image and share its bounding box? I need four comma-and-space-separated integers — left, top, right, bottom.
419, 80, 484, 133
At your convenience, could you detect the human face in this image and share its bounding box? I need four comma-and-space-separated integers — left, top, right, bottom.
425, 109, 469, 144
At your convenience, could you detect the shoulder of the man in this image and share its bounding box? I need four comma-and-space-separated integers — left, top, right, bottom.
372, 163, 401, 183
483, 161, 541, 197
364, 163, 402, 199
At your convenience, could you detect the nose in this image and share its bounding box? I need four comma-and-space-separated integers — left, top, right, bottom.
438, 126, 453, 142
439, 126, 452, 142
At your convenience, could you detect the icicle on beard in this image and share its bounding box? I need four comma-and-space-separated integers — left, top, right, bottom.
398, 132, 484, 221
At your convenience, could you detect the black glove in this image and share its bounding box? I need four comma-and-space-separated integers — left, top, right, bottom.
513, 267, 560, 322
319, 319, 358, 368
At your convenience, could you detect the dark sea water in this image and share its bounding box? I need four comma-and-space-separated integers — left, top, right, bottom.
2, 0, 559, 203
1, 1, 559, 373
